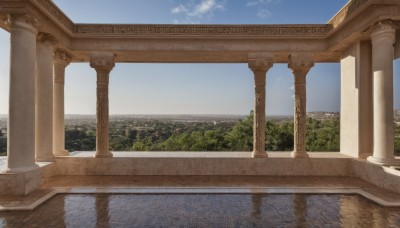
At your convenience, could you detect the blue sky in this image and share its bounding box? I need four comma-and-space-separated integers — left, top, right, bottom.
0, 0, 399, 115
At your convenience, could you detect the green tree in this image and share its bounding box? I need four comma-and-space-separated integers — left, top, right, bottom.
225, 112, 253, 151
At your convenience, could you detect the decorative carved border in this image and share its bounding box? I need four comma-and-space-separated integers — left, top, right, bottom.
329, 0, 371, 27
74, 24, 330, 37
29, 0, 331, 38
28, 0, 379, 38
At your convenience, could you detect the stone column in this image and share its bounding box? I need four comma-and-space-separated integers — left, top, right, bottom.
53, 50, 71, 156
367, 21, 400, 166
289, 54, 314, 158
6, 14, 39, 172
249, 59, 273, 158
35, 34, 56, 162
90, 54, 115, 158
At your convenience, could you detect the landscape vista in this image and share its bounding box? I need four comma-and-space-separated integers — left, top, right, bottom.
0, 0, 399, 116
0, 0, 399, 155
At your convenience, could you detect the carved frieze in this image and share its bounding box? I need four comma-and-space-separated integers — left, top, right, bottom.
74, 24, 330, 37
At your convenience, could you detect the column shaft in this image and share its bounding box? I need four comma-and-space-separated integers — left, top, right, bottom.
368, 21, 400, 166
90, 54, 115, 158
35, 35, 55, 162
289, 56, 314, 158
249, 59, 272, 158
53, 51, 70, 156
6, 14, 39, 172
96, 71, 110, 157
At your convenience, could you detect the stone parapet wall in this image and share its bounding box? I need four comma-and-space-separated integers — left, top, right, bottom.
51, 156, 350, 176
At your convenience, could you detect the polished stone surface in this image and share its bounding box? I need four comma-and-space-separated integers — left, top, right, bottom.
0, 194, 399, 227
0, 158, 5, 170
68, 151, 350, 158
43, 176, 400, 203
3, 175, 400, 211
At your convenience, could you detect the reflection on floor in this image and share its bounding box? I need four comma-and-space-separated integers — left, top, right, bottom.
1, 194, 400, 227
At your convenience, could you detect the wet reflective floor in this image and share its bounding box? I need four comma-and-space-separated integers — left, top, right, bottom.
0, 194, 400, 227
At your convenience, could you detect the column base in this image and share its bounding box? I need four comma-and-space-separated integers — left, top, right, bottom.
367, 156, 400, 166
54, 150, 69, 157
252, 151, 268, 158
94, 153, 113, 158
35, 156, 55, 162
291, 151, 309, 158
2, 164, 39, 173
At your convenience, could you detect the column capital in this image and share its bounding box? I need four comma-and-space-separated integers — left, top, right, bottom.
6, 13, 39, 34
248, 59, 273, 72
90, 53, 116, 73
288, 54, 314, 77
54, 49, 71, 66
37, 33, 57, 46
371, 20, 397, 44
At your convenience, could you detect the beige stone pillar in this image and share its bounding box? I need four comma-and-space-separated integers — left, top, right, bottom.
367, 21, 400, 166
53, 50, 71, 156
289, 54, 314, 158
249, 59, 273, 158
6, 14, 39, 172
340, 42, 373, 159
90, 54, 115, 158
35, 34, 56, 162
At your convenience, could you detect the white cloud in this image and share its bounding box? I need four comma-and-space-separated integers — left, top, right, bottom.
246, 0, 281, 19
257, 9, 271, 18
171, 5, 188, 14
246, 0, 281, 7
171, 0, 225, 19
289, 85, 294, 90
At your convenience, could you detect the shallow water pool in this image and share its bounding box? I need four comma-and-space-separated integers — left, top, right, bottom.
0, 194, 400, 227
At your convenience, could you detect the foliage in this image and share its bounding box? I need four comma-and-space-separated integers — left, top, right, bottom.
65, 128, 96, 151
394, 123, 400, 156
306, 118, 340, 151
3, 113, 400, 156
62, 112, 342, 153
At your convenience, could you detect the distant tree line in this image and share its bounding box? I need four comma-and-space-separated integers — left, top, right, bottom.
65, 112, 341, 153
2, 112, 400, 155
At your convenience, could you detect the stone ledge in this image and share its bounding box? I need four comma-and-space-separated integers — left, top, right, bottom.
52, 155, 350, 176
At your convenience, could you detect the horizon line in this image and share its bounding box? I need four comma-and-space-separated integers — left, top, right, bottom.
0, 112, 340, 116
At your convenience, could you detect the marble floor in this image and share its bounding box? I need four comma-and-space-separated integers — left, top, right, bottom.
0, 153, 400, 226
0, 193, 400, 227
1, 175, 400, 210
